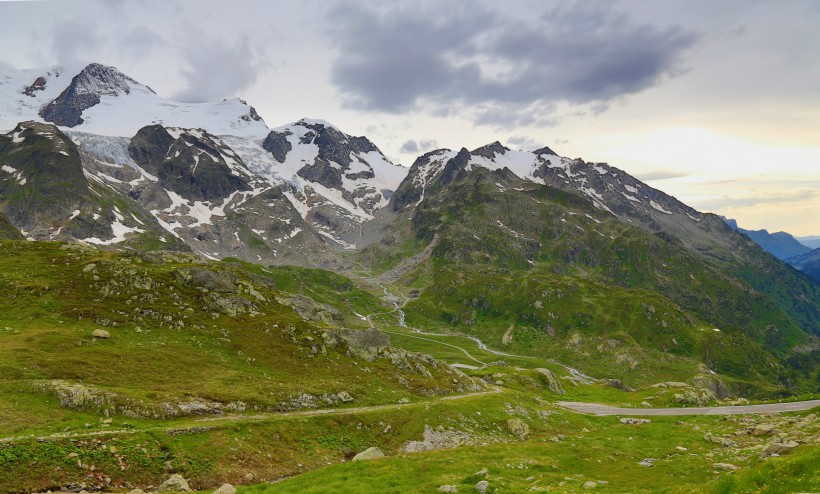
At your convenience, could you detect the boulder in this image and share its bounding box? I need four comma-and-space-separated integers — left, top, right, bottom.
213, 484, 236, 494
438, 486, 459, 493
157, 474, 192, 492
713, 463, 740, 471
534, 368, 565, 395
753, 424, 775, 436
703, 432, 736, 448
506, 418, 530, 440
351, 447, 385, 461
92, 329, 111, 339
475, 480, 489, 494
761, 440, 799, 457
583, 481, 598, 489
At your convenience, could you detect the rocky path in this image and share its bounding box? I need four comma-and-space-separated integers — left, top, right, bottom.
558, 399, 820, 416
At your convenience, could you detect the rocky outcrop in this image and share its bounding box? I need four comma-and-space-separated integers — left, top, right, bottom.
403, 425, 477, 453
534, 368, 565, 395
262, 130, 293, 163
128, 125, 252, 202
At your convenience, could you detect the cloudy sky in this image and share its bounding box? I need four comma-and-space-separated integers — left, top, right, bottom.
1, 0, 819, 235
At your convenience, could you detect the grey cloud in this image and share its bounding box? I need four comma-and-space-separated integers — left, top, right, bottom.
117, 27, 166, 60
555, 138, 569, 145
327, 2, 493, 112
326, 1, 698, 124
506, 136, 544, 151
636, 171, 689, 181
174, 36, 267, 103
400, 139, 439, 154
51, 19, 101, 63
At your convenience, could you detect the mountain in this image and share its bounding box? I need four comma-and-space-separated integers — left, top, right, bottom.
723, 217, 811, 260
0, 121, 188, 249
787, 248, 820, 282
0, 62, 268, 137
364, 143, 820, 390
797, 235, 820, 250
1, 62, 818, 395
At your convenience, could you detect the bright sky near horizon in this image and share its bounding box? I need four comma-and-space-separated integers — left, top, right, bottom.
1, 0, 818, 235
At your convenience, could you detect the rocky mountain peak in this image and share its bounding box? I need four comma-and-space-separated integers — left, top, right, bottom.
471, 141, 509, 159
40, 63, 151, 127
534, 145, 559, 156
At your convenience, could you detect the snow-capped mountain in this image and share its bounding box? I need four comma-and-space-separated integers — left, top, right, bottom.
0, 61, 783, 270
388, 141, 741, 261
225, 118, 407, 249
0, 63, 409, 256
0, 62, 267, 137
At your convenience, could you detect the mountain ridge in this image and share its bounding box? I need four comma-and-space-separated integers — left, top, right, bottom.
1, 62, 818, 396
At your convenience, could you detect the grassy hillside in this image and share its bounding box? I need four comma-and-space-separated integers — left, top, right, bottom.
359, 167, 817, 393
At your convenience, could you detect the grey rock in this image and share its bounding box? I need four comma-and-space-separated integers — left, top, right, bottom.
703, 432, 736, 448
753, 424, 775, 436
212, 484, 236, 494
620, 418, 651, 425
475, 480, 489, 494
438, 486, 459, 493
761, 440, 799, 457
351, 447, 385, 461
534, 368, 565, 395
713, 463, 739, 471
92, 329, 111, 339
157, 474, 192, 492
506, 418, 530, 440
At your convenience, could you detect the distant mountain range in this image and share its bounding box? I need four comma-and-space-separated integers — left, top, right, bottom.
722, 217, 811, 260
1, 62, 818, 394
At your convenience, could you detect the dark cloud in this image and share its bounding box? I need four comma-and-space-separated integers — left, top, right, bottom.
636, 171, 689, 181
327, 1, 698, 124
174, 36, 267, 103
400, 139, 440, 154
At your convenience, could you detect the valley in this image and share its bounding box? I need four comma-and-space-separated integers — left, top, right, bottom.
0, 61, 817, 493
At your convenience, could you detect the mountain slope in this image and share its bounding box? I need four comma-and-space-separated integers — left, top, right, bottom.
787, 248, 820, 283
0, 121, 188, 249
362, 147, 820, 392
0, 211, 22, 240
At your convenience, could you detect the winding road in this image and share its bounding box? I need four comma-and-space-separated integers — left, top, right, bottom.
558, 399, 820, 416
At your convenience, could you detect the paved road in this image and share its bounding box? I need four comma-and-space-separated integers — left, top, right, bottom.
557, 399, 820, 416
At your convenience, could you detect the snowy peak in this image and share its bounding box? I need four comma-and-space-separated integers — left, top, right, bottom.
0, 63, 268, 137
257, 118, 406, 215
40, 63, 152, 127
